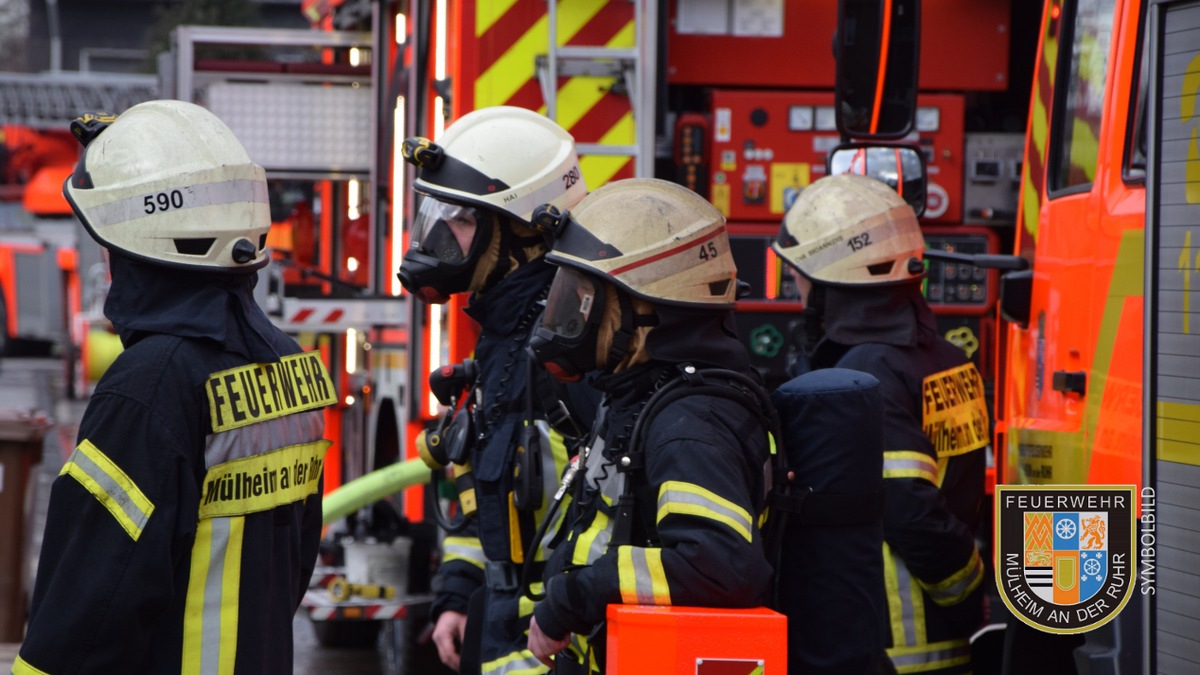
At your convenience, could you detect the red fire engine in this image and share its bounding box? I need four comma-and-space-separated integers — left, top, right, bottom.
12, 0, 1186, 668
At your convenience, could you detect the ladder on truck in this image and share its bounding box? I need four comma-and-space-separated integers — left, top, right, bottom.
536, 0, 659, 178
0, 71, 158, 129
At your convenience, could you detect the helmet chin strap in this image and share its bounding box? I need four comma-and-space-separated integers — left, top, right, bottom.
602, 291, 658, 372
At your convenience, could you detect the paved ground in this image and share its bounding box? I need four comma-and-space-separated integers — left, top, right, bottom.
0, 356, 398, 674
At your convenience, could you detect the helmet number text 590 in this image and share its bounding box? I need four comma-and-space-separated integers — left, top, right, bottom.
144, 190, 185, 214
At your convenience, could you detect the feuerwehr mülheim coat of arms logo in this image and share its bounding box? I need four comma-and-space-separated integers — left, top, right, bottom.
995, 485, 1136, 633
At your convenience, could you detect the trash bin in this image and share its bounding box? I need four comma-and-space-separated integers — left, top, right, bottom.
0, 409, 51, 643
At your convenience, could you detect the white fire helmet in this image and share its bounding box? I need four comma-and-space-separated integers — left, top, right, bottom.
63, 100, 270, 273
404, 105, 587, 225
773, 173, 925, 285
540, 177, 736, 308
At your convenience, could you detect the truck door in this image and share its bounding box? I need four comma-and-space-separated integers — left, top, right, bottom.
1003, 0, 1145, 492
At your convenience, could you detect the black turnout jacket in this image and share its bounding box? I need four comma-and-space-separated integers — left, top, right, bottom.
16, 255, 332, 675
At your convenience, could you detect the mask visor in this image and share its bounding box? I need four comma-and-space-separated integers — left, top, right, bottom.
411, 195, 485, 265
540, 267, 603, 342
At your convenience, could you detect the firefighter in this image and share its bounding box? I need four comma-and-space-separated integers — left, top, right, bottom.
15, 101, 333, 674
397, 106, 597, 674
772, 174, 988, 675
524, 178, 775, 673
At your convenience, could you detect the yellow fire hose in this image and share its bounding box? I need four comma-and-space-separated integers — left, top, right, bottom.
321, 458, 431, 525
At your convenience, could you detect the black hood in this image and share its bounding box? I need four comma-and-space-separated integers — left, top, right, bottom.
104, 252, 289, 362
815, 280, 937, 354
591, 308, 753, 399
643, 305, 752, 373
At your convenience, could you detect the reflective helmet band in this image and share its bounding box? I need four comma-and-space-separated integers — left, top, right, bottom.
784, 204, 912, 274
82, 178, 268, 230
491, 164, 582, 222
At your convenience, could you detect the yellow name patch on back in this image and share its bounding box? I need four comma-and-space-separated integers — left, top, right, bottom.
922, 362, 990, 457
207, 352, 336, 433
199, 440, 330, 518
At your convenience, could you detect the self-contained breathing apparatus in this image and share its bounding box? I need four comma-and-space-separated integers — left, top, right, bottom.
417, 359, 481, 531
417, 353, 592, 534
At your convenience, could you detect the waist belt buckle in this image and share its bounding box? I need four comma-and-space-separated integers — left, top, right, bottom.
484, 561, 520, 592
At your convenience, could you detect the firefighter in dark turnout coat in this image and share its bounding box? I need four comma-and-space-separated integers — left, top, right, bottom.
397, 106, 597, 675
15, 101, 334, 675
525, 178, 774, 673
773, 174, 988, 675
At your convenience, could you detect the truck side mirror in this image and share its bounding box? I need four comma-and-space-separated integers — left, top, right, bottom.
827, 142, 927, 217
834, 0, 921, 139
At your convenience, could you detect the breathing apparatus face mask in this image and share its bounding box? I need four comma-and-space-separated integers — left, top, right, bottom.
528, 267, 607, 382
398, 195, 494, 303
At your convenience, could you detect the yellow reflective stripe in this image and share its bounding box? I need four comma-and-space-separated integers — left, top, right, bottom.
206, 352, 335, 433
888, 639, 972, 673
183, 516, 245, 675
535, 424, 572, 561
218, 517, 244, 675
656, 480, 753, 543
12, 656, 50, 675
198, 440, 329, 519
518, 582, 542, 617
909, 565, 926, 645
61, 439, 155, 541
443, 535, 486, 569
481, 649, 546, 675
617, 546, 671, 605
920, 547, 985, 607
882, 543, 911, 648
572, 494, 613, 565
882, 451, 938, 483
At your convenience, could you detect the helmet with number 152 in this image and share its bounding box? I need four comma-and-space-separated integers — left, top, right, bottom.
64, 99, 271, 273
773, 173, 925, 286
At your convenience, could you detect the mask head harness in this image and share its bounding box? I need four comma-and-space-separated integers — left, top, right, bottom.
526, 204, 657, 381
397, 137, 547, 302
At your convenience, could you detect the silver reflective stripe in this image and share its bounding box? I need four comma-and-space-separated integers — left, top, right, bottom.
205, 409, 324, 466
66, 443, 153, 539
892, 553, 918, 647
882, 451, 939, 483
583, 508, 613, 565
87, 179, 268, 229
923, 549, 984, 606
201, 518, 234, 675
443, 536, 486, 569
629, 548, 656, 604
657, 482, 753, 542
